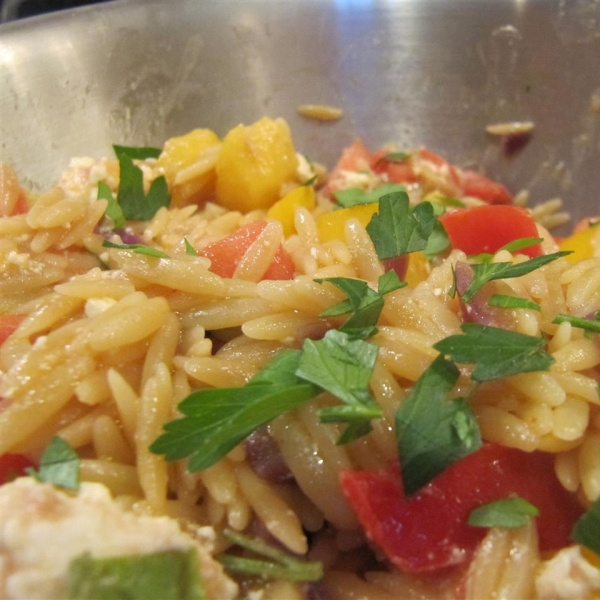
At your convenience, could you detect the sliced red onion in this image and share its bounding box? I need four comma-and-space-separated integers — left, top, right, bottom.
455, 261, 512, 329
382, 255, 408, 281
502, 130, 533, 158
245, 426, 294, 484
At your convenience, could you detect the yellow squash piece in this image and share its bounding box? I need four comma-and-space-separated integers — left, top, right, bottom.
156, 128, 221, 207
267, 185, 316, 237
215, 117, 298, 212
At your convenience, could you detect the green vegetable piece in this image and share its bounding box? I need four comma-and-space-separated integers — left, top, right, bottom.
553, 313, 600, 333
67, 549, 205, 600
184, 238, 198, 256
113, 145, 162, 161
375, 151, 410, 164
488, 294, 541, 311
395, 355, 481, 496
333, 182, 406, 208
97, 181, 125, 229
500, 237, 544, 254
468, 496, 540, 529
317, 271, 405, 335
572, 495, 600, 555
27, 436, 79, 490
150, 350, 319, 471
102, 240, 169, 259
366, 193, 436, 260
218, 528, 323, 582
116, 154, 170, 221
460, 251, 570, 303
434, 324, 554, 381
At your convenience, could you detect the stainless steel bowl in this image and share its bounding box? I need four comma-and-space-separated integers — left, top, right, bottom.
1, 0, 599, 227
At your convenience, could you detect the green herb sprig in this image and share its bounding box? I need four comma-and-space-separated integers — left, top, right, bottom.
468, 497, 540, 529
459, 251, 570, 303
151, 330, 383, 470
218, 529, 322, 582
395, 355, 481, 496
366, 193, 436, 260
317, 271, 405, 338
434, 324, 554, 381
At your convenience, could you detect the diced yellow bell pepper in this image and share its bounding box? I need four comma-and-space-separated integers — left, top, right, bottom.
215, 117, 298, 212
582, 546, 600, 570
267, 185, 316, 237
558, 225, 596, 263
156, 128, 221, 206
404, 251, 431, 287
316, 203, 379, 243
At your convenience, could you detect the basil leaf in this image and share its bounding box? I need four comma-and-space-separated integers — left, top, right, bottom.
434, 324, 554, 381
395, 355, 481, 496
67, 549, 205, 600
572, 496, 600, 555
113, 144, 162, 161
461, 251, 571, 303
333, 182, 406, 208
102, 240, 169, 258
116, 154, 170, 221
468, 497, 540, 529
488, 294, 541, 311
218, 529, 322, 582
27, 436, 79, 490
97, 181, 126, 229
366, 193, 436, 260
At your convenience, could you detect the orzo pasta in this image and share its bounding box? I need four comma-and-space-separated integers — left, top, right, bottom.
0, 117, 599, 599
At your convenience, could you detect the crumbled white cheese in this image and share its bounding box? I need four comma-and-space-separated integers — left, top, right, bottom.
0, 478, 237, 600
536, 545, 600, 600
84, 297, 118, 318
6, 251, 30, 266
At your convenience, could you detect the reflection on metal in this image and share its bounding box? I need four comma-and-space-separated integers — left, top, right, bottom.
0, 0, 598, 226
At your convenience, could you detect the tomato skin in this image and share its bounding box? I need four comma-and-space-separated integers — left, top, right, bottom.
459, 170, 513, 205
439, 204, 542, 258
0, 453, 35, 484
340, 444, 582, 574
198, 221, 295, 280
0, 314, 25, 345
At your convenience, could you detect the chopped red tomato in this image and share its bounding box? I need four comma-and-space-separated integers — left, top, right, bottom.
340, 444, 582, 574
416, 148, 462, 188
332, 139, 372, 173
459, 170, 513, 205
439, 204, 542, 258
0, 453, 35, 484
198, 221, 295, 280
0, 314, 25, 345
370, 150, 417, 184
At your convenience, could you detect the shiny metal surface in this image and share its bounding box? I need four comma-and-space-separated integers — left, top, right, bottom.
1, 0, 599, 225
